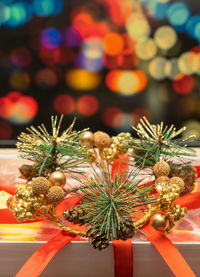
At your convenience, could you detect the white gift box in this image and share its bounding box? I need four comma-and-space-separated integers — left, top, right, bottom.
0, 240, 200, 277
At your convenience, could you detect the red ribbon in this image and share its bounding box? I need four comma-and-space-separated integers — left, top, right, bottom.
111, 155, 133, 277
141, 223, 196, 277
113, 239, 133, 277
16, 231, 77, 277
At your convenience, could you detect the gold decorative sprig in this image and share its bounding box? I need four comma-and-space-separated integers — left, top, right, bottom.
16, 115, 90, 176
129, 117, 196, 169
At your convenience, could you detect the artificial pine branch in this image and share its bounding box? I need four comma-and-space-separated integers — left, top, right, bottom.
16, 115, 90, 176
73, 165, 155, 240
129, 117, 196, 169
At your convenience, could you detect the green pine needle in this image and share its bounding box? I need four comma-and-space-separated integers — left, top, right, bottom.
73, 165, 155, 239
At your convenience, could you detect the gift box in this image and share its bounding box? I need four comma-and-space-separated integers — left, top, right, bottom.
1, 149, 200, 277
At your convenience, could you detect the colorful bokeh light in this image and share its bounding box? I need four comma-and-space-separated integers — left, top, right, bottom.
167, 2, 190, 32
102, 107, 124, 128
53, 94, 75, 115
11, 47, 31, 67
154, 25, 177, 50
77, 95, 99, 116
149, 57, 167, 80
173, 74, 195, 94
4, 2, 32, 28
65, 69, 101, 90
35, 68, 59, 88
33, 0, 63, 17
64, 27, 82, 47
103, 33, 124, 56
10, 71, 30, 91
40, 28, 62, 50
0, 92, 38, 124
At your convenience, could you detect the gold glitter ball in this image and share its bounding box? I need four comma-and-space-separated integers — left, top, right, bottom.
47, 186, 65, 203
94, 131, 111, 149
32, 177, 50, 195
153, 161, 170, 177
169, 177, 185, 193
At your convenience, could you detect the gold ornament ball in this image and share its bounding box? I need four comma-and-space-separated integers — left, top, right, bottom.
79, 131, 94, 146
169, 177, 185, 193
94, 131, 111, 149
32, 177, 50, 195
151, 213, 169, 231
153, 161, 170, 178
155, 176, 170, 193
47, 186, 65, 203
48, 171, 66, 187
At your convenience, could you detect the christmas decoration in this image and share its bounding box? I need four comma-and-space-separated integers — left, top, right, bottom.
129, 117, 195, 170
48, 171, 66, 187
16, 115, 90, 176
153, 161, 170, 177
4, 115, 200, 277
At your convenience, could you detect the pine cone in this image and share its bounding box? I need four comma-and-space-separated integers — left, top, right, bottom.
117, 224, 135, 240
63, 208, 85, 225
170, 166, 196, 195
86, 225, 110, 250
19, 164, 37, 180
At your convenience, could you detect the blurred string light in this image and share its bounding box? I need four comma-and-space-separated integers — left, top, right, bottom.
0, 92, 38, 124
102, 107, 124, 128
76, 37, 104, 72
186, 15, 200, 41
11, 47, 32, 67
131, 107, 151, 126
154, 25, 177, 50
39, 46, 74, 66
126, 14, 151, 42
33, 0, 63, 17
0, 0, 64, 28
178, 51, 197, 75
0, 3, 10, 25
173, 74, 195, 95
65, 69, 101, 90
106, 70, 147, 95
40, 28, 62, 50
35, 68, 60, 88
71, 9, 110, 39
135, 38, 157, 60
9, 70, 30, 91
103, 33, 124, 56
167, 2, 190, 32
165, 58, 180, 80
4, 1, 32, 28
149, 57, 167, 80
63, 26, 82, 47
102, 106, 151, 131
142, 0, 170, 20
53, 94, 75, 115
77, 95, 99, 116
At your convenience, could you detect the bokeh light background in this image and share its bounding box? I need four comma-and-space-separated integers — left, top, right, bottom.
1, 0, 200, 140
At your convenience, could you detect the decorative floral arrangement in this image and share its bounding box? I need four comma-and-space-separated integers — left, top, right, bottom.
4, 115, 199, 277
